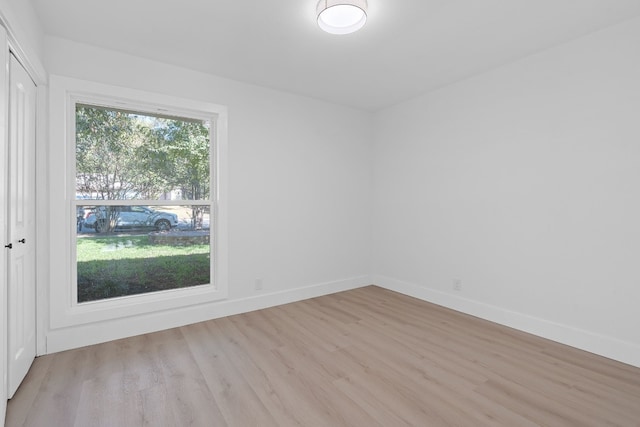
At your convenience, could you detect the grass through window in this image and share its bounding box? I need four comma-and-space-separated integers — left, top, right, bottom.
77, 235, 210, 302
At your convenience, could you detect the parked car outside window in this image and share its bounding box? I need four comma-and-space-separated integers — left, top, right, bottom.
84, 206, 178, 233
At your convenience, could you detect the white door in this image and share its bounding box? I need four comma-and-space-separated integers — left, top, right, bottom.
7, 53, 37, 398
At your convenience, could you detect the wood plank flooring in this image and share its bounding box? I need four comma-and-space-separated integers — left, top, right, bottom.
6, 286, 640, 426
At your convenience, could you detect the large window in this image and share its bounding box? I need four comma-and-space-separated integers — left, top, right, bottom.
73, 104, 214, 303
48, 76, 227, 342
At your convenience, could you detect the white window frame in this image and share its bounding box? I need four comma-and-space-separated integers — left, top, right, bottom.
49, 76, 228, 329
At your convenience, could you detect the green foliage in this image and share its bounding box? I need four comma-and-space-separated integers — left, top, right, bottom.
75, 105, 210, 201
150, 119, 210, 200
76, 106, 148, 199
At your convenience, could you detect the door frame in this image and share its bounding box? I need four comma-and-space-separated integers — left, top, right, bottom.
0, 8, 47, 423
0, 24, 9, 423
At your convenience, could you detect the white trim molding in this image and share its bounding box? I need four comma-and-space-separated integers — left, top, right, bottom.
47, 75, 229, 342
0, 22, 8, 426
373, 275, 640, 368
46, 275, 371, 353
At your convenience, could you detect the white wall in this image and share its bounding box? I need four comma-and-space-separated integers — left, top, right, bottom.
22, 10, 640, 369
43, 36, 372, 351
0, 0, 43, 73
372, 17, 640, 367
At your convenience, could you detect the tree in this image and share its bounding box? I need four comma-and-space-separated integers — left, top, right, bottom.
76, 105, 211, 231
76, 106, 173, 200
147, 119, 210, 228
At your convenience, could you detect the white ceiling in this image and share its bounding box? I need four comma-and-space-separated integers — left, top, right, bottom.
31, 0, 640, 111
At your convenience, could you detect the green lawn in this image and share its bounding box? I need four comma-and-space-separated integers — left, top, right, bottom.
77, 234, 210, 302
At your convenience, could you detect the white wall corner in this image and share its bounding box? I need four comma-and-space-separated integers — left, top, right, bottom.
372, 275, 640, 369
0, 1, 46, 85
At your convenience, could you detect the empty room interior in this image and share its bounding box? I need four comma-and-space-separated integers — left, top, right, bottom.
2, 0, 640, 425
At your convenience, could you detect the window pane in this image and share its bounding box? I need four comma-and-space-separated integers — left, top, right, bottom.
76, 204, 211, 303
74, 101, 214, 303
75, 104, 210, 201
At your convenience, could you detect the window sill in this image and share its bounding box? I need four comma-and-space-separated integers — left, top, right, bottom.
51, 283, 228, 329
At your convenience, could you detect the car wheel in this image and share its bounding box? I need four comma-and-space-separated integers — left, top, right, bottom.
155, 219, 171, 231
95, 219, 107, 233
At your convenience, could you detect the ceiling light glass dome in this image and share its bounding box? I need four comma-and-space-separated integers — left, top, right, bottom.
317, 0, 368, 35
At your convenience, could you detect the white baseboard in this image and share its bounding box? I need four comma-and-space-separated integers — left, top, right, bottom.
45, 275, 371, 354
45, 273, 640, 369
373, 275, 640, 368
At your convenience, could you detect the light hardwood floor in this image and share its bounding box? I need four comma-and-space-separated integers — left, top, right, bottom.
6, 286, 640, 426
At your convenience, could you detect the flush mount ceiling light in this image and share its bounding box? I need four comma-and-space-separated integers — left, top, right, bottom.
317, 0, 368, 35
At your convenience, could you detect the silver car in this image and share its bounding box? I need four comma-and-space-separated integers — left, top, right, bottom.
85, 206, 178, 233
